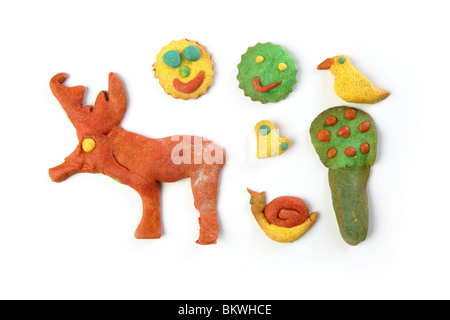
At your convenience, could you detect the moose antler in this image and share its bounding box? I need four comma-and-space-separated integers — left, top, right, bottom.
92, 73, 127, 129
50, 73, 127, 135
50, 73, 86, 126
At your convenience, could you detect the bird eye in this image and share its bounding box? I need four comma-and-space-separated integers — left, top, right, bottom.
183, 46, 201, 61
338, 57, 346, 64
163, 50, 181, 68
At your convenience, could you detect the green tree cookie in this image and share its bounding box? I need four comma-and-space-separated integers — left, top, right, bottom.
237, 43, 298, 103
310, 106, 378, 246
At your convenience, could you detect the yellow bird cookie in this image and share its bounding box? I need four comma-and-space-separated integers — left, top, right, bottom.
254, 120, 290, 158
317, 55, 390, 104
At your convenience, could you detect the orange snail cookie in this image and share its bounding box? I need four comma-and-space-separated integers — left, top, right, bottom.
247, 189, 317, 243
153, 39, 214, 99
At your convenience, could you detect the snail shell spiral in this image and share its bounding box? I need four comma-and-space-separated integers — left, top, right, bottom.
265, 196, 309, 228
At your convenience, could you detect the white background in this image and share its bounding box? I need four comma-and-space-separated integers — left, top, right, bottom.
0, 0, 449, 300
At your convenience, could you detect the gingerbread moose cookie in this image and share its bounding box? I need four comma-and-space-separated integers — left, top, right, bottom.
49, 73, 225, 245
310, 106, 377, 246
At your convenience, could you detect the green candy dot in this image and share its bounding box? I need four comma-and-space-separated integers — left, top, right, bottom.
183, 46, 201, 61
338, 57, 346, 64
181, 66, 190, 78
250, 199, 255, 205
259, 198, 265, 204
259, 125, 271, 136
163, 50, 181, 68
281, 141, 288, 150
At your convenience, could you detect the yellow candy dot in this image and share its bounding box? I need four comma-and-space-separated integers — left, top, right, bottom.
82, 138, 96, 153
278, 63, 287, 71
255, 56, 264, 63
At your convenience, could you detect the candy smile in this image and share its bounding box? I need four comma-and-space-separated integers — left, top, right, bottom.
253, 76, 281, 93
173, 71, 204, 94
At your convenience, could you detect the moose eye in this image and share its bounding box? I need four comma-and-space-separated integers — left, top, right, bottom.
183, 46, 201, 61
163, 50, 181, 68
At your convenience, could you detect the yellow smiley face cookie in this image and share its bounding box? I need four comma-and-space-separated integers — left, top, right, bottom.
153, 39, 214, 100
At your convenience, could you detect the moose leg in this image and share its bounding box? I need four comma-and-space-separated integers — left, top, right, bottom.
134, 181, 161, 239
190, 165, 221, 245
104, 162, 162, 239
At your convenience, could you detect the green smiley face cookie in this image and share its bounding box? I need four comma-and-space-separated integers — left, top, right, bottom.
237, 43, 298, 103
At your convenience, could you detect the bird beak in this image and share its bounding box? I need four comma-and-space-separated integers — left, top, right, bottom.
317, 58, 334, 70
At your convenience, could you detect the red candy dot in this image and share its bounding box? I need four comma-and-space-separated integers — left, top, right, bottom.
327, 148, 337, 159
359, 121, 371, 133
360, 143, 370, 154
345, 109, 356, 120
338, 126, 350, 138
317, 130, 330, 142
326, 116, 337, 126
345, 147, 356, 157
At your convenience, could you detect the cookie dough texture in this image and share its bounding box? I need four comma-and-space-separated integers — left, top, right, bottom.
310, 106, 377, 170
153, 39, 214, 100
254, 120, 291, 158
310, 106, 378, 246
237, 42, 297, 103
317, 55, 390, 104
247, 189, 317, 243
